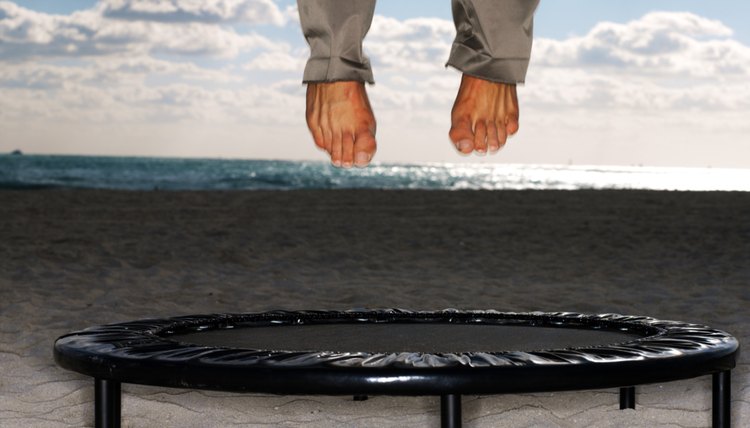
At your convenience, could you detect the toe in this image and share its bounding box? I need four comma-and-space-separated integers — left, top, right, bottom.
449, 119, 474, 154
505, 85, 520, 136
341, 132, 354, 169
497, 120, 508, 150
506, 114, 519, 136
486, 121, 500, 153
321, 127, 333, 154
305, 100, 325, 151
474, 120, 488, 154
311, 127, 326, 151
330, 131, 343, 167
353, 127, 376, 168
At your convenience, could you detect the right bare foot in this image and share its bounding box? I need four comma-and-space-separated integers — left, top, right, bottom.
449, 74, 520, 155
305, 81, 377, 168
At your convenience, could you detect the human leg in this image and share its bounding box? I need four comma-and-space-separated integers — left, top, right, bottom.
447, 0, 540, 154
298, 0, 377, 168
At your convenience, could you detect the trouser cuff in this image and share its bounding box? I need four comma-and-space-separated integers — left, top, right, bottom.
445, 43, 530, 84
302, 56, 375, 84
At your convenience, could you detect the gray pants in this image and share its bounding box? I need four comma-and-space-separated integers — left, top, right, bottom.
298, 0, 540, 85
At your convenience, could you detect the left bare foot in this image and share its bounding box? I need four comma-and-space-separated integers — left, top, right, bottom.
305, 81, 377, 168
449, 74, 520, 155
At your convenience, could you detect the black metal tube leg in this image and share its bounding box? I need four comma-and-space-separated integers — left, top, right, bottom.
441, 394, 462, 428
712, 371, 731, 428
95, 378, 121, 428
619, 386, 636, 410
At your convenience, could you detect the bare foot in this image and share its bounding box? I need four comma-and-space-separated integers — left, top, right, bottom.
449, 74, 520, 155
305, 81, 377, 168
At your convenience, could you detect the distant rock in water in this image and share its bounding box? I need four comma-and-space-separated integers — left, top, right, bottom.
11, 150, 23, 156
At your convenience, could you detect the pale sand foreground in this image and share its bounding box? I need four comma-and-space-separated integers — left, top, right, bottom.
0, 189, 748, 428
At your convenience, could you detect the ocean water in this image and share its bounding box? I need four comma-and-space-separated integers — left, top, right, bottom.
1, 154, 749, 191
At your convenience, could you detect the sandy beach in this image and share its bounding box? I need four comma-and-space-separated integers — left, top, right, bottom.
0, 189, 748, 427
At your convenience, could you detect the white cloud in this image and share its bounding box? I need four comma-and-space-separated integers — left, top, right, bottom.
0, 1, 300, 127
533, 12, 749, 78
284, 4, 299, 25
0, 1, 284, 59
365, 15, 454, 73
525, 12, 750, 112
0, 64, 302, 125
243, 50, 305, 72
100, 0, 286, 25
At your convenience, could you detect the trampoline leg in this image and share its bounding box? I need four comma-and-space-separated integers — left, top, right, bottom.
95, 378, 121, 428
440, 394, 462, 428
619, 387, 636, 410
712, 371, 731, 428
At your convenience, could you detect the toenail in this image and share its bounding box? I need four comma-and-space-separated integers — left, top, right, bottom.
458, 140, 472, 152
355, 152, 369, 165
332, 160, 341, 167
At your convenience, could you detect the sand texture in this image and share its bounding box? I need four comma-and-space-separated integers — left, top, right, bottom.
0, 189, 748, 427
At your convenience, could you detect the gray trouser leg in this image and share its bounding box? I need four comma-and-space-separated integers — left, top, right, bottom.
447, 0, 540, 83
298, 0, 539, 85
298, 0, 376, 84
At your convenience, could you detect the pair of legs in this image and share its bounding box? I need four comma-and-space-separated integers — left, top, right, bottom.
299, 0, 539, 168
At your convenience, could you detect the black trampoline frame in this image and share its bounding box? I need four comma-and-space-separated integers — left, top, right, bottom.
54, 310, 739, 428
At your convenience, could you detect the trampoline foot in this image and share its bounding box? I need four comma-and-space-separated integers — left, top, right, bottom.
95, 378, 121, 428
440, 394, 461, 428
712, 371, 731, 428
619, 386, 636, 410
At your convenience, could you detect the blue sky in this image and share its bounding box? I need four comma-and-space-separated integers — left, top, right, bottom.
3, 1, 749, 167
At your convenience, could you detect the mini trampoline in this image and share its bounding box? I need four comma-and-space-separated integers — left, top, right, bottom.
54, 310, 738, 428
